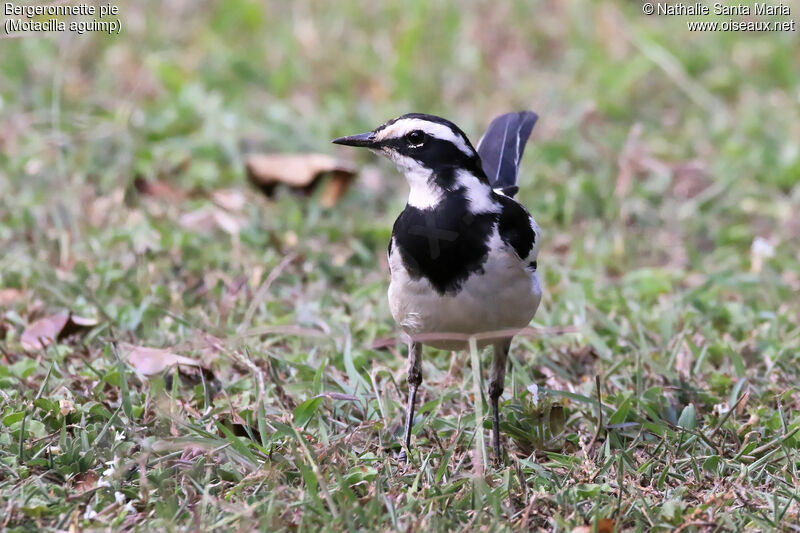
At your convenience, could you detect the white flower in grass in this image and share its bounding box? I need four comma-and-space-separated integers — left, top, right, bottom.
114, 491, 137, 514
750, 236, 776, 273
99, 455, 120, 486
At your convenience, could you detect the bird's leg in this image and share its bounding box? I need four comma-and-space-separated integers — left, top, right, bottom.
489, 340, 511, 464
401, 341, 423, 463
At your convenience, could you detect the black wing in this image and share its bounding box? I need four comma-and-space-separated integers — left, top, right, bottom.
475, 111, 538, 196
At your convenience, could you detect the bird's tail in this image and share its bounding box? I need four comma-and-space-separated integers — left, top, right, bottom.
475, 111, 538, 198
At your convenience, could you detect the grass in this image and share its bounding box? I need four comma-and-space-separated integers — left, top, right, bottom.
1, 0, 799, 530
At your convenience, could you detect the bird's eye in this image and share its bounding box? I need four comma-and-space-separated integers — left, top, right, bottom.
405, 130, 425, 146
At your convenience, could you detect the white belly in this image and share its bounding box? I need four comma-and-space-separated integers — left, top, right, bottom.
388, 232, 542, 350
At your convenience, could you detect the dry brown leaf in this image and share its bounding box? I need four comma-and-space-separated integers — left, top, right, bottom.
21, 313, 98, 350
121, 344, 200, 376
598, 519, 614, 533
69, 315, 99, 327
245, 153, 356, 207
572, 520, 613, 533
0, 288, 24, 307
60, 315, 99, 341
72, 470, 100, 494
319, 170, 355, 207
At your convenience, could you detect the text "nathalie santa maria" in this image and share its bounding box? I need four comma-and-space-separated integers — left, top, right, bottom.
658, 3, 790, 16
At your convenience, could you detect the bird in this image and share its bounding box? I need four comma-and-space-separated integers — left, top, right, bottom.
332, 111, 541, 463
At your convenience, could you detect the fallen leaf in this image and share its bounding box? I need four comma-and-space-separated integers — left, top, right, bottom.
21, 314, 69, 350
319, 170, 355, 207
245, 153, 357, 207
598, 518, 614, 533
0, 288, 24, 307
120, 344, 200, 376
572, 520, 614, 533
72, 470, 99, 493
60, 315, 100, 341
68, 315, 99, 327
21, 313, 99, 350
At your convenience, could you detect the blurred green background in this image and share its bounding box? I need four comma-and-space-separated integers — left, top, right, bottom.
1, 1, 799, 530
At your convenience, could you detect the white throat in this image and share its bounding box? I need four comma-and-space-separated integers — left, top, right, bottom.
388, 152, 443, 209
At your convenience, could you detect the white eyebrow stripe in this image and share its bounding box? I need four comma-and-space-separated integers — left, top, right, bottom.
375, 118, 475, 157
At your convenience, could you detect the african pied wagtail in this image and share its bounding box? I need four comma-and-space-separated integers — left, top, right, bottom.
333, 112, 540, 463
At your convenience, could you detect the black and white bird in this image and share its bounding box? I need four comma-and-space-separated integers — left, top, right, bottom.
333, 111, 541, 463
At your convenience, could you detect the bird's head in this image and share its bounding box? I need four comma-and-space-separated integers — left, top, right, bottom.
333, 114, 488, 207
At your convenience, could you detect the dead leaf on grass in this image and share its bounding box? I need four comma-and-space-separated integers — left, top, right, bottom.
572, 519, 614, 533
245, 153, 356, 207
120, 344, 201, 376
597, 518, 614, 533
72, 470, 100, 494
21, 313, 99, 350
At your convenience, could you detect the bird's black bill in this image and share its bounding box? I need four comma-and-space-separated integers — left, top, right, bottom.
331, 132, 376, 147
